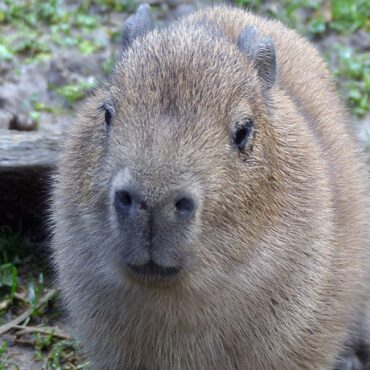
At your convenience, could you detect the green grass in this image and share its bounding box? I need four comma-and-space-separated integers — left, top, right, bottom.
56, 79, 97, 104
44, 340, 90, 369
0, 230, 88, 369
0, 228, 27, 263
333, 46, 370, 117
236, 0, 369, 34
0, 0, 124, 110
0, 341, 20, 370
0, 0, 118, 62
0, 263, 18, 302
0, 229, 26, 305
330, 0, 370, 32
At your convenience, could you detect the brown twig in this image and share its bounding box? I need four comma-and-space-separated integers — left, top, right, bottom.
0, 288, 57, 336
0, 292, 28, 311
13, 338, 35, 346
0, 299, 10, 311
14, 292, 28, 304
13, 325, 71, 340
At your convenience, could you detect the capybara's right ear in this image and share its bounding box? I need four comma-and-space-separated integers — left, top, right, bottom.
237, 26, 276, 91
121, 4, 154, 51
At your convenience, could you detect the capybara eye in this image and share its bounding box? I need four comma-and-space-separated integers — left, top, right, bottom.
232, 118, 255, 151
105, 108, 112, 127
100, 101, 114, 129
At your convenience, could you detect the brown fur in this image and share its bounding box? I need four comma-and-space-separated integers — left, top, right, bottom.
51, 5, 370, 370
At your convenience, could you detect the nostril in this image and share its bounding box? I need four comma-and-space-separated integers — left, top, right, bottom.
114, 190, 133, 218
175, 197, 193, 212
175, 196, 196, 219
118, 191, 132, 206
114, 187, 148, 220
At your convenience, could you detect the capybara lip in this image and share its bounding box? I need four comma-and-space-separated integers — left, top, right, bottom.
127, 260, 181, 281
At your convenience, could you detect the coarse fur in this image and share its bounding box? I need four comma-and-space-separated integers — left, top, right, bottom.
51, 5, 370, 370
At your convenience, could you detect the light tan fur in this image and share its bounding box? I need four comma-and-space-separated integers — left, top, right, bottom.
51, 6, 370, 370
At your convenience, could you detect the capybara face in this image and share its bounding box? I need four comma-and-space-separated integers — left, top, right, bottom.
67, 24, 279, 287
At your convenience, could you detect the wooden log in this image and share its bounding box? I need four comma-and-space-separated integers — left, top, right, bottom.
0, 130, 61, 170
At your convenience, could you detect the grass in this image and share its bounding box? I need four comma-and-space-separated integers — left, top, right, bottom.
56, 79, 97, 105
333, 46, 370, 117
0, 0, 107, 62
0, 0, 119, 109
236, 0, 369, 33
0, 230, 26, 306
0, 230, 89, 369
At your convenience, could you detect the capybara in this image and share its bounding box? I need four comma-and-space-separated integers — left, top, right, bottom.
51, 5, 370, 369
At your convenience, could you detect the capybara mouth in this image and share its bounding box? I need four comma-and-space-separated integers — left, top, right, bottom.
128, 260, 181, 281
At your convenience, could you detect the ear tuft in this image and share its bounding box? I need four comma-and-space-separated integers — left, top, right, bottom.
237, 26, 276, 90
121, 4, 154, 52
237, 26, 258, 58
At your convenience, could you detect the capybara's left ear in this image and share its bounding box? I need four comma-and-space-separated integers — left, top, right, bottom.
121, 4, 154, 52
237, 26, 276, 90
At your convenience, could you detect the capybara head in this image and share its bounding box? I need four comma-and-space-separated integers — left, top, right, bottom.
56, 6, 283, 290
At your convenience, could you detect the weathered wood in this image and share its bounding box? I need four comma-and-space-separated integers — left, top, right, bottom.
0, 130, 61, 170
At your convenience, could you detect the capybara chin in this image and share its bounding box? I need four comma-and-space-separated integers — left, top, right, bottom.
51, 4, 370, 370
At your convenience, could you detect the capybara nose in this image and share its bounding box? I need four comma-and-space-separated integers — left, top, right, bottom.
114, 188, 148, 219
114, 187, 197, 222
173, 192, 197, 221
